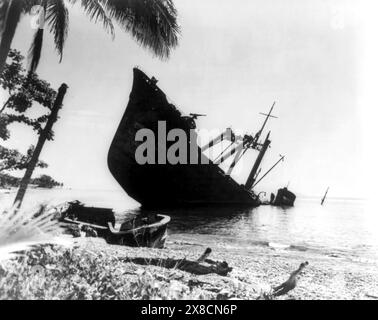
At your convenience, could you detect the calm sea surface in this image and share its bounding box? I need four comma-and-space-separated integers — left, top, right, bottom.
1, 188, 376, 264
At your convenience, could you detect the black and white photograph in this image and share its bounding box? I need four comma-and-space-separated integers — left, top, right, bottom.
0, 0, 377, 303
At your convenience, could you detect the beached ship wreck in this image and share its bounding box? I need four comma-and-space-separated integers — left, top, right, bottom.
108, 68, 278, 208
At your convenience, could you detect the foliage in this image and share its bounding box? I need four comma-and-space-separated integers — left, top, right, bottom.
0, 48, 24, 94
0, 172, 62, 188
0, 49, 57, 140
0, 115, 9, 140
0, 145, 47, 173
88, 0, 181, 59
0, 172, 19, 188
31, 174, 62, 188
20, 0, 180, 71
0, 50, 55, 184
0, 204, 67, 262
0, 245, 210, 300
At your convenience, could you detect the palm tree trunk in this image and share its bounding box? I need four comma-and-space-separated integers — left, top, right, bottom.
0, 0, 22, 75
0, 0, 10, 35
14, 83, 68, 209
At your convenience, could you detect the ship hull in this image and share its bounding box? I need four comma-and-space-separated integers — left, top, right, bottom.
108, 68, 260, 208
273, 188, 296, 207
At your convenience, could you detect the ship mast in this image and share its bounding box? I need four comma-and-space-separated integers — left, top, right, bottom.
201, 102, 278, 183
245, 102, 277, 190
252, 102, 277, 148
245, 132, 271, 189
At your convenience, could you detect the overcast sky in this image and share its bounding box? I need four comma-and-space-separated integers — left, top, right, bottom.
1, 0, 372, 199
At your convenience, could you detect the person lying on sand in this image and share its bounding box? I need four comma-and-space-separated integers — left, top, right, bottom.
272, 261, 309, 297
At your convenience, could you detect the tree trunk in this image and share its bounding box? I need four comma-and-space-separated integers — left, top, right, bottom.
13, 83, 68, 208
0, 96, 11, 114
0, 0, 10, 36
0, 0, 22, 75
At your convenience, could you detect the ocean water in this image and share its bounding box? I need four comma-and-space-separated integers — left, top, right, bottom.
1, 188, 376, 265
164, 198, 377, 264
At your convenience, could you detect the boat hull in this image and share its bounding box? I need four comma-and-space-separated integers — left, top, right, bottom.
57, 202, 169, 248
106, 220, 169, 249
108, 68, 260, 208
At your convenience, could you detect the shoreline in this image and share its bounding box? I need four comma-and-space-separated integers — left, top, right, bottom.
1, 192, 376, 299
1, 232, 377, 300
73, 235, 378, 300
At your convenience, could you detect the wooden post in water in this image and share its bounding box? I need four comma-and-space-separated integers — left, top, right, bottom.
13, 83, 68, 208
245, 132, 271, 190
321, 187, 329, 205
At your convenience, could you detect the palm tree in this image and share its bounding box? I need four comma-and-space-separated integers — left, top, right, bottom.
0, 0, 180, 73
0, 0, 180, 209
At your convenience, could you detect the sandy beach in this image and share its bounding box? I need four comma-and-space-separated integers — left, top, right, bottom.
66, 236, 378, 300
1, 189, 376, 300
1, 228, 378, 300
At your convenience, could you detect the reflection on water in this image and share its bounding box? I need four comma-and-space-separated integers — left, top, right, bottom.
0, 189, 375, 263
134, 198, 375, 263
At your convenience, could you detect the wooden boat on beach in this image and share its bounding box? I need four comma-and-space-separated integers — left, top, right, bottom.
106, 214, 170, 248
56, 201, 170, 248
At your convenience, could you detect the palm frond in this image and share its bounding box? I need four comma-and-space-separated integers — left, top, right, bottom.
101, 0, 180, 59
45, 0, 69, 62
0, 203, 71, 261
27, 27, 44, 72
69, 0, 115, 39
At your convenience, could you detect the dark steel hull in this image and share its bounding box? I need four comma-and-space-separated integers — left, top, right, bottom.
107, 68, 260, 208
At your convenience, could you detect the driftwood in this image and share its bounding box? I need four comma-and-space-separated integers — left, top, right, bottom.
272, 261, 309, 297
196, 247, 212, 263
256, 261, 309, 300
126, 247, 232, 276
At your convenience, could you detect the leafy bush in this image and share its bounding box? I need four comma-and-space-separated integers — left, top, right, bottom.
0, 245, 211, 300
